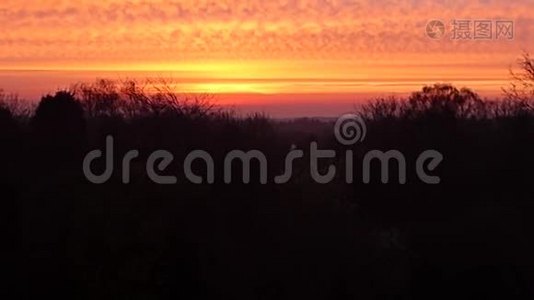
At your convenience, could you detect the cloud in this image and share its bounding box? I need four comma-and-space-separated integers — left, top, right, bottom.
0, 0, 531, 67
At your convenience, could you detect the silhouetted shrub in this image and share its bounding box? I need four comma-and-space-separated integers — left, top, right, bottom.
71, 78, 214, 119
364, 84, 492, 121
10, 77, 534, 299
0, 105, 14, 132
32, 91, 86, 159
504, 52, 534, 103
0, 104, 18, 169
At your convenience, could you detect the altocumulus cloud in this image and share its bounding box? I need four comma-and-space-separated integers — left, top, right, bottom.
0, 0, 532, 65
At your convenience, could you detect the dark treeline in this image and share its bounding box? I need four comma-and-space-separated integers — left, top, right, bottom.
4, 62, 534, 299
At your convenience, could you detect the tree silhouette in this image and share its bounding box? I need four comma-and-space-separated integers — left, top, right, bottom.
31, 91, 86, 161
364, 84, 486, 121
7, 76, 534, 298
0, 105, 14, 133
504, 52, 534, 104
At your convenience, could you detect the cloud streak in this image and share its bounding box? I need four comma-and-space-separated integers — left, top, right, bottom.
0, 0, 532, 104
1, 0, 531, 62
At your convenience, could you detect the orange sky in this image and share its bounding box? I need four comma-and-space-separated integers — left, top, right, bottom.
0, 0, 533, 116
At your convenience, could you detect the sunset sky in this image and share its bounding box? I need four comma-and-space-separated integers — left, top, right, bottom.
1, 0, 533, 116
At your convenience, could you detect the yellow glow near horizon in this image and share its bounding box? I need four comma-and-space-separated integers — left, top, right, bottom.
0, 0, 532, 112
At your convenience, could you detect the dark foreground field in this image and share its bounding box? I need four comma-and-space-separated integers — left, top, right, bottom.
4, 82, 534, 299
